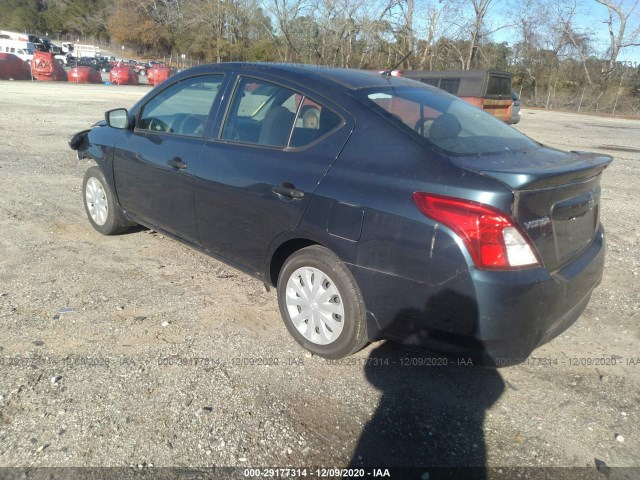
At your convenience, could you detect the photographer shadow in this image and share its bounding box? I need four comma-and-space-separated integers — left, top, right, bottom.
349, 300, 506, 479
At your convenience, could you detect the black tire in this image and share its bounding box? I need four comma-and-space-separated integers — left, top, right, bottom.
277, 245, 368, 359
82, 166, 132, 235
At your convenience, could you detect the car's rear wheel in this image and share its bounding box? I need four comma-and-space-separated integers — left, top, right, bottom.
83, 166, 132, 235
277, 245, 368, 358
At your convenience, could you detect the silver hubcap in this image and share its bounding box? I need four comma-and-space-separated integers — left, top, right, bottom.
285, 267, 345, 345
85, 177, 108, 226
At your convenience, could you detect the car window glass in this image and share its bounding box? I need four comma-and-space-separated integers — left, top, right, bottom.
221, 77, 342, 148
137, 74, 223, 137
290, 97, 342, 148
359, 87, 538, 156
439, 78, 460, 95
420, 78, 439, 87
486, 75, 511, 98
296, 99, 321, 129
222, 77, 297, 147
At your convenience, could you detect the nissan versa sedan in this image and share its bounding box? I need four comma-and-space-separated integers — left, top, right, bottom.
69, 63, 612, 365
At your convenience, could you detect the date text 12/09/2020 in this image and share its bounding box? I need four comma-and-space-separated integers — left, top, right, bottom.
243, 468, 391, 478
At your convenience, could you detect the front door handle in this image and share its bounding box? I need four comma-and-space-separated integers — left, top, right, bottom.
167, 157, 187, 170
272, 184, 304, 200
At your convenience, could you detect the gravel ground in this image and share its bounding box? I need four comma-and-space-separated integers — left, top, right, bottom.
0, 81, 638, 479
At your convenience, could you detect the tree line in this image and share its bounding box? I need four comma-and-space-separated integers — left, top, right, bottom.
2, 0, 640, 113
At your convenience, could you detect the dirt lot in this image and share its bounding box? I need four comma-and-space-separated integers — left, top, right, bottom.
0, 80, 639, 478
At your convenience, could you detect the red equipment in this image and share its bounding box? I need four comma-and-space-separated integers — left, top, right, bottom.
109, 63, 139, 85
68, 66, 102, 84
31, 51, 66, 81
147, 64, 173, 86
0, 53, 31, 80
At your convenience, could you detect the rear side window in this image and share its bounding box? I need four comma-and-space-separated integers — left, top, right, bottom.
222, 77, 342, 148
137, 74, 223, 137
290, 97, 342, 148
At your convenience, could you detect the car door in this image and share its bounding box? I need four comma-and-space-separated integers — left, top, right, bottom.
113, 74, 225, 243
193, 75, 353, 273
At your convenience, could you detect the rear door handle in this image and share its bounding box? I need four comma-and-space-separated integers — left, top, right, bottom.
167, 157, 188, 170
272, 184, 305, 200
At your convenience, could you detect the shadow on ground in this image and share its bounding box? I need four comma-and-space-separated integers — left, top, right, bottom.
349, 341, 505, 479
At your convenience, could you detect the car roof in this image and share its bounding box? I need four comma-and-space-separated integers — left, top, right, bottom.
190, 62, 423, 91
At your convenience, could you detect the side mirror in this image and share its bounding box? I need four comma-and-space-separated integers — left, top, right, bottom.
105, 108, 130, 129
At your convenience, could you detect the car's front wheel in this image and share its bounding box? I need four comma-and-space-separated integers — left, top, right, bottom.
82, 166, 132, 235
277, 246, 368, 359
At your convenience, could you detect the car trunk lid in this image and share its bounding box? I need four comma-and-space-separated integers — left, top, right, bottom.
451, 148, 612, 271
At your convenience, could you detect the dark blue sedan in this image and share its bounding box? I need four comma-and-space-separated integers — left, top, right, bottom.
70, 63, 612, 365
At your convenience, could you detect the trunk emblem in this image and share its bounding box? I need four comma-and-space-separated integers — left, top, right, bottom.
524, 217, 551, 230
523, 217, 553, 237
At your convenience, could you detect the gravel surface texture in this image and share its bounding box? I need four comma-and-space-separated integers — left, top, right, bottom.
0, 81, 638, 478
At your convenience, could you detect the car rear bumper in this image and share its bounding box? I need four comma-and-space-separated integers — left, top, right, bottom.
348, 228, 605, 366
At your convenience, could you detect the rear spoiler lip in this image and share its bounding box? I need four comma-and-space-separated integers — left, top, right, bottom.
451, 150, 613, 191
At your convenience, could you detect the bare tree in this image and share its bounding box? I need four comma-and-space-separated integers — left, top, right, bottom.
398, 0, 416, 65
564, 25, 594, 85
594, 0, 640, 78
418, 6, 441, 69
272, 0, 310, 61
181, 0, 227, 62
555, 0, 595, 85
356, 18, 394, 68
465, 0, 493, 69
315, 0, 363, 66
509, 0, 544, 98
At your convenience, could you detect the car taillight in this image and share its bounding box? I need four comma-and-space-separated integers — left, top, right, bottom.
412, 193, 540, 270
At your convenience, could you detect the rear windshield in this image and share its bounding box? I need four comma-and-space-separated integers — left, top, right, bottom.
486, 75, 511, 98
354, 86, 538, 156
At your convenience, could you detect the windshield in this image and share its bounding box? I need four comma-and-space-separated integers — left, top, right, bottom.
354, 86, 538, 156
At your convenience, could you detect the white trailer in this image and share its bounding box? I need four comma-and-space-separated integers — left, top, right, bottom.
73, 44, 100, 58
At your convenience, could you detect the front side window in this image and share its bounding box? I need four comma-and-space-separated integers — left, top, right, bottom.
222, 77, 342, 148
357, 86, 538, 156
137, 74, 224, 137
